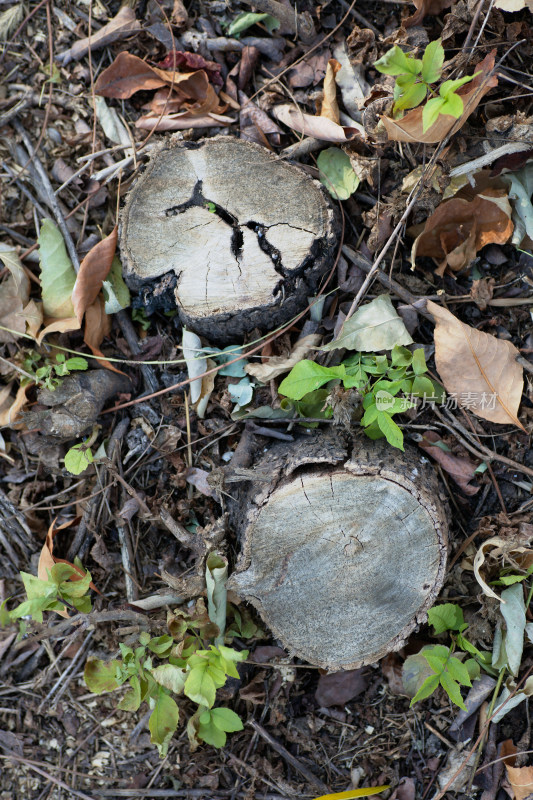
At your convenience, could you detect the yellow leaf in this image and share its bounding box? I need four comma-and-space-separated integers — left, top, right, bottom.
312, 787, 390, 800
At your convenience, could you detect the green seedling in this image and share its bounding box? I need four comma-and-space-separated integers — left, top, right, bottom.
374, 39, 480, 132
278, 345, 443, 451
20, 350, 88, 391
84, 599, 248, 756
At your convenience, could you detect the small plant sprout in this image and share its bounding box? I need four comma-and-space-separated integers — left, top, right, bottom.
64, 425, 100, 475
374, 39, 480, 132
20, 350, 88, 391
278, 346, 444, 451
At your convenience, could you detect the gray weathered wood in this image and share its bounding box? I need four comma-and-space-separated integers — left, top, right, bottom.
228, 431, 448, 670
120, 136, 338, 343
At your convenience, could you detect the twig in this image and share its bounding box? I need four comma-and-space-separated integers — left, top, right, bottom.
249, 720, 330, 794
12, 120, 80, 271
116, 310, 159, 394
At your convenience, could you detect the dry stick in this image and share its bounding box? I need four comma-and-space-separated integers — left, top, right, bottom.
249, 720, 330, 794
37, 631, 94, 712
463, 0, 487, 52
12, 120, 81, 272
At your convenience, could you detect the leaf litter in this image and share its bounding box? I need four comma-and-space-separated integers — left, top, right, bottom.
1, 0, 533, 796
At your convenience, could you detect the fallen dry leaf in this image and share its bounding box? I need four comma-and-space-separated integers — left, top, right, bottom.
135, 111, 234, 131
404, 0, 453, 28
157, 50, 222, 86
320, 59, 341, 124
427, 300, 524, 429
57, 7, 141, 65
412, 188, 513, 274
418, 431, 480, 495
84, 295, 122, 374
381, 50, 498, 144
273, 103, 363, 142
246, 334, 321, 382
72, 227, 118, 325
0, 246, 32, 343
0, 382, 29, 427
506, 763, 533, 799
315, 668, 367, 707
36, 316, 80, 345
473, 537, 533, 602
470, 277, 495, 310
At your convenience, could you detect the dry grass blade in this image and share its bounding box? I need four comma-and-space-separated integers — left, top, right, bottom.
427, 301, 524, 429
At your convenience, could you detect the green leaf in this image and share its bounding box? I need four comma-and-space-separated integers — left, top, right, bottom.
206, 552, 228, 647
440, 74, 477, 97
149, 691, 179, 757
228, 376, 253, 408
391, 345, 413, 367
64, 357, 88, 372
151, 663, 187, 695
421, 39, 444, 84
20, 571, 55, 601
322, 295, 413, 353
102, 256, 130, 314
464, 658, 481, 681
210, 707, 244, 732
374, 46, 421, 77
393, 80, 427, 114
439, 671, 466, 710
197, 712, 227, 747
376, 411, 404, 450
64, 443, 94, 475
500, 583, 526, 676
423, 650, 447, 674
228, 11, 279, 36
38, 219, 76, 319
446, 656, 472, 687
278, 360, 345, 401
427, 603, 465, 634
411, 673, 440, 705
147, 635, 174, 656
317, 148, 359, 201
411, 348, 427, 375
361, 401, 378, 427
422, 96, 446, 133
439, 92, 464, 119
84, 657, 121, 693
184, 662, 217, 708
0, 600, 11, 627
118, 675, 142, 711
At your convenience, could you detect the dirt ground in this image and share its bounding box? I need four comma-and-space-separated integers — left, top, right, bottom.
1, 0, 533, 798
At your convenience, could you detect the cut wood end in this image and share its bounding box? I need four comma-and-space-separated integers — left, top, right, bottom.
120, 137, 338, 341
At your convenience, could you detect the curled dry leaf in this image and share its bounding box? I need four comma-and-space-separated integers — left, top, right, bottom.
135, 111, 235, 131
84, 295, 123, 374
57, 6, 141, 65
246, 333, 322, 383
427, 300, 524, 429
273, 103, 363, 143
404, 0, 453, 28
0, 245, 32, 343
157, 50, 222, 86
72, 227, 118, 325
418, 431, 479, 496
472, 536, 533, 602
381, 50, 498, 144
412, 188, 513, 275
0, 382, 29, 427
320, 59, 341, 124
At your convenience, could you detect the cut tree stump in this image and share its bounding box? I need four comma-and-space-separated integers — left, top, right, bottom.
227, 431, 448, 670
120, 136, 338, 342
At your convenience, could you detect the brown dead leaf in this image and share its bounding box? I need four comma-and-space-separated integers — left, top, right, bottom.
135, 111, 235, 131
72, 227, 117, 325
320, 59, 341, 124
412, 188, 513, 274
315, 668, 367, 707
382, 50, 498, 144
404, 0, 453, 28
94, 52, 221, 112
470, 277, 495, 310
418, 431, 479, 495
36, 316, 80, 345
246, 334, 321, 382
157, 50, 222, 86
0, 382, 29, 427
273, 103, 363, 142
427, 300, 524, 429
0, 246, 31, 343
57, 7, 141, 65
83, 295, 120, 374
505, 764, 533, 800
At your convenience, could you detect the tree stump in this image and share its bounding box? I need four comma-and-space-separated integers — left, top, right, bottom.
227, 432, 448, 670
120, 137, 338, 343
